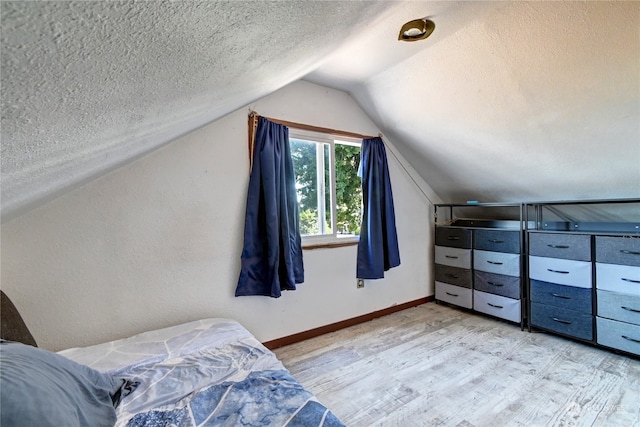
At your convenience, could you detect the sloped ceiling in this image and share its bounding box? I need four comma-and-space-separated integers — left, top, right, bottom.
1, 1, 639, 222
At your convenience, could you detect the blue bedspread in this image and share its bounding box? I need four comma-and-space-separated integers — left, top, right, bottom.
126, 370, 343, 426
59, 319, 344, 427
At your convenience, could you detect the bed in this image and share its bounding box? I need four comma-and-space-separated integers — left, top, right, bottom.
0, 292, 344, 426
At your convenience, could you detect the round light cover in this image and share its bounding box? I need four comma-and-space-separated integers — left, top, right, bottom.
398, 19, 435, 42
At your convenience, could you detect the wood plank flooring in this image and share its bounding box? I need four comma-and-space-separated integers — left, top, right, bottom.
274, 302, 640, 427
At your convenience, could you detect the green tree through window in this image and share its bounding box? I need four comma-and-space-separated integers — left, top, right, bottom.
290, 136, 362, 239
335, 144, 362, 235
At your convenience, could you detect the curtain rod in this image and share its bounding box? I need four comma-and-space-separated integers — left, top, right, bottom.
249, 111, 379, 140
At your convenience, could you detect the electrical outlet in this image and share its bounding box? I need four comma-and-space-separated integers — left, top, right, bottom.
357, 279, 365, 288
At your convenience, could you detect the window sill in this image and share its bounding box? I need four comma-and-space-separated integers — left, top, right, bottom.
302, 240, 359, 250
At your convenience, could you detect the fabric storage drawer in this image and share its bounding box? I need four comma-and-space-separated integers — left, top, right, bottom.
474, 230, 520, 254
434, 264, 472, 288
596, 317, 640, 356
436, 282, 472, 309
435, 227, 472, 249
596, 236, 640, 267
531, 302, 593, 341
474, 271, 520, 299
597, 290, 640, 326
474, 250, 520, 276
473, 291, 521, 323
530, 279, 592, 312
435, 246, 471, 269
529, 233, 591, 261
529, 256, 592, 288
595, 263, 640, 296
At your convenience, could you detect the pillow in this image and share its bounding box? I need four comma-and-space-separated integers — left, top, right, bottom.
0, 341, 131, 427
0, 290, 37, 347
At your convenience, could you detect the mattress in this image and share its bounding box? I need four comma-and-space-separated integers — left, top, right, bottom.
59, 318, 343, 426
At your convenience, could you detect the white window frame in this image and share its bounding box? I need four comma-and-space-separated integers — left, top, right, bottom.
289, 128, 361, 246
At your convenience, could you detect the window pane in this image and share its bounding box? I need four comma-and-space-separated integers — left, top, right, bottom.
324, 143, 331, 233
335, 143, 362, 236
290, 138, 331, 236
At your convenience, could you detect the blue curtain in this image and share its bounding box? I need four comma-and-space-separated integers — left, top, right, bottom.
357, 137, 400, 279
236, 117, 304, 298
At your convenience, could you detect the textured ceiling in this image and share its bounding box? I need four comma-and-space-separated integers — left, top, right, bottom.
2, 1, 639, 221
0, 0, 396, 220
308, 1, 640, 203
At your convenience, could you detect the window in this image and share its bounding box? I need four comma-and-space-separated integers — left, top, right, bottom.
289, 129, 362, 245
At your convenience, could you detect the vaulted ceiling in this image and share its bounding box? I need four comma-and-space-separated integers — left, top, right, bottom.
2, 1, 638, 222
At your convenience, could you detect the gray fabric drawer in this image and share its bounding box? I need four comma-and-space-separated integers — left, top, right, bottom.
435, 282, 473, 309
595, 236, 640, 266
434, 264, 472, 289
474, 271, 520, 299
597, 290, 640, 326
435, 227, 472, 249
474, 229, 520, 254
529, 279, 592, 313
531, 302, 593, 341
596, 317, 640, 356
528, 233, 591, 261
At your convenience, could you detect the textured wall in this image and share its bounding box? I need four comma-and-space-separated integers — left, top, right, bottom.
1, 81, 436, 351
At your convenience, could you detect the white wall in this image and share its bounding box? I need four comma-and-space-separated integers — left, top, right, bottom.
1, 81, 438, 351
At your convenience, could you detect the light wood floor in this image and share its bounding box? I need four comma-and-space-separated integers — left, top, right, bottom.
274, 302, 640, 427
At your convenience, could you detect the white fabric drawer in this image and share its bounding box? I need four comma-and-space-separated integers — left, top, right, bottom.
529, 256, 592, 288
473, 250, 520, 276
435, 246, 471, 269
435, 281, 472, 309
595, 263, 640, 296
473, 290, 521, 323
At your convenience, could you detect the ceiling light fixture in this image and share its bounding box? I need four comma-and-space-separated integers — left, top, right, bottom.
398, 18, 435, 42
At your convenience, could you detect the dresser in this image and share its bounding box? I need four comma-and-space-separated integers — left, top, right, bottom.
434, 226, 473, 309
594, 236, 640, 356
434, 203, 526, 328
525, 199, 640, 357
528, 232, 594, 341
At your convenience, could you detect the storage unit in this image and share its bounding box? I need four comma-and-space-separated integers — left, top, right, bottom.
528, 233, 594, 341
434, 203, 526, 328
434, 227, 473, 309
594, 235, 640, 356
525, 199, 640, 357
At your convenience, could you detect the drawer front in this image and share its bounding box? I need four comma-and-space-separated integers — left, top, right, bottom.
595, 236, 640, 266
473, 291, 522, 323
435, 246, 471, 269
435, 227, 472, 249
530, 279, 592, 313
435, 282, 473, 309
434, 264, 472, 289
597, 290, 640, 326
529, 256, 592, 288
474, 230, 520, 254
596, 317, 640, 356
595, 263, 640, 296
474, 250, 520, 276
474, 271, 520, 299
531, 302, 593, 341
529, 233, 591, 261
